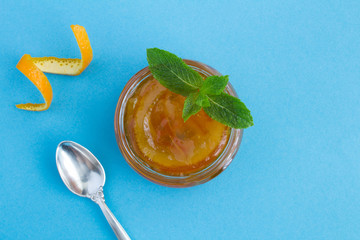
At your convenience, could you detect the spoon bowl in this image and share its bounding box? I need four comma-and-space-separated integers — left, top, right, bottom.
56, 141, 105, 197
56, 141, 131, 240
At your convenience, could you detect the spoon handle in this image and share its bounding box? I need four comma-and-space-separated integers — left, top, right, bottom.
97, 200, 131, 240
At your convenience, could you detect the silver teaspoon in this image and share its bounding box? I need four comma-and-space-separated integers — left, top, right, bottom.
56, 141, 131, 240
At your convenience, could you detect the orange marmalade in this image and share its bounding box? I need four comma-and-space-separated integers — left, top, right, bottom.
124, 75, 230, 176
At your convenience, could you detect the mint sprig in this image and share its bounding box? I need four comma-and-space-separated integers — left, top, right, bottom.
146, 48, 254, 129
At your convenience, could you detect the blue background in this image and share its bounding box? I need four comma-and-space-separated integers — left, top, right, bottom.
1, 1, 359, 239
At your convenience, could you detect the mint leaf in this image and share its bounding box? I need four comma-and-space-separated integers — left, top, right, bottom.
147, 48, 203, 96
182, 92, 202, 121
200, 75, 229, 95
195, 93, 210, 107
204, 93, 253, 129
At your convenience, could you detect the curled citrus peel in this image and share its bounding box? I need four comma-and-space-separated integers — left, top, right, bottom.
16, 25, 93, 111
16, 54, 53, 111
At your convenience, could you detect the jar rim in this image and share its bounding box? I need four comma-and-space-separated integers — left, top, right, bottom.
114, 60, 243, 187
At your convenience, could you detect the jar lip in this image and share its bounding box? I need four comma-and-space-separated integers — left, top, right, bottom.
114, 60, 243, 187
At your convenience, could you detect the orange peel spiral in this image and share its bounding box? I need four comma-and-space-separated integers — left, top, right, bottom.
16, 25, 93, 111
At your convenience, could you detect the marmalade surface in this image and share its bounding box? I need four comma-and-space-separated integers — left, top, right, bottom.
124, 76, 230, 176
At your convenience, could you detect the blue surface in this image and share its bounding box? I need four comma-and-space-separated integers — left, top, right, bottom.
1, 1, 359, 239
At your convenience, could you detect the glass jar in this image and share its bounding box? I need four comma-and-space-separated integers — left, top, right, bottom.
114, 60, 243, 187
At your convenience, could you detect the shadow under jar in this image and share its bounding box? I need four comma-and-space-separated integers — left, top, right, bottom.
114, 60, 243, 187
